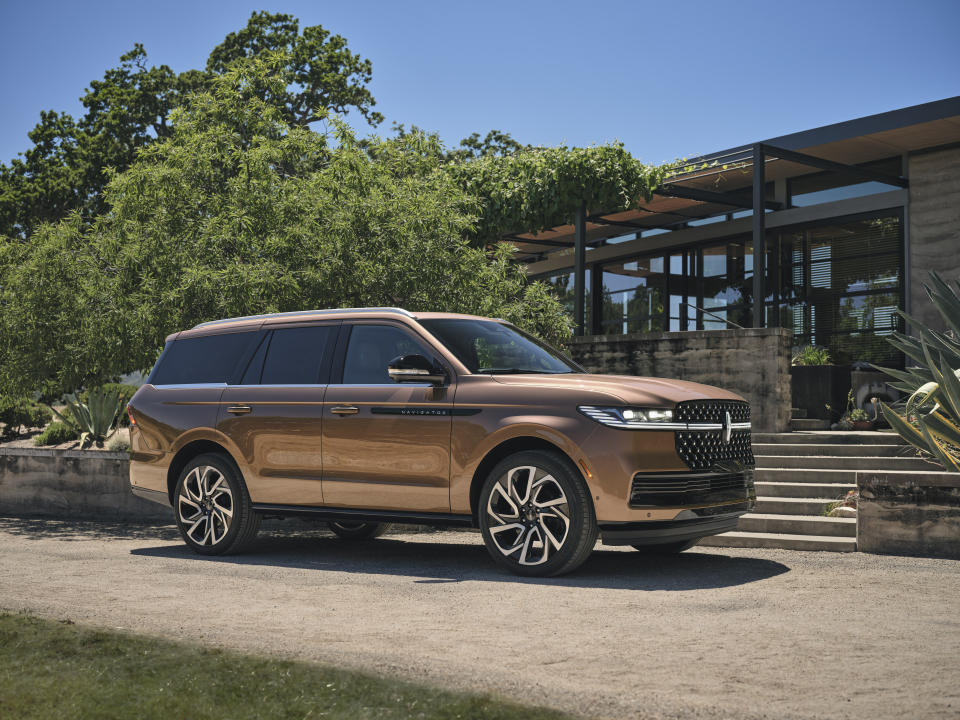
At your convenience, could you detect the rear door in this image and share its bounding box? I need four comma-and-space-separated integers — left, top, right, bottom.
217, 321, 338, 506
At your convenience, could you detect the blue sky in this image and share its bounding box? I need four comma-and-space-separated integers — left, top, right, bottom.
1, 0, 958, 166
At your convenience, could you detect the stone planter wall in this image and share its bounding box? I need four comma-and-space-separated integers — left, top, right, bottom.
857, 469, 960, 559
567, 328, 792, 433
0, 448, 170, 522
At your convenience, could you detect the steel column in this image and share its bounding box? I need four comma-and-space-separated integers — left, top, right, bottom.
574, 202, 587, 335
752, 144, 766, 329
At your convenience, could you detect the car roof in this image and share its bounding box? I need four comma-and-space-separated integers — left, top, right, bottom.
166, 308, 502, 342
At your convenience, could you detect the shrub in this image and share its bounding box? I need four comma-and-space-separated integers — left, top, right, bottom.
878, 272, 960, 471
80, 384, 139, 425
106, 435, 130, 453
792, 345, 831, 366
34, 421, 80, 446
48, 387, 124, 449
0, 397, 50, 438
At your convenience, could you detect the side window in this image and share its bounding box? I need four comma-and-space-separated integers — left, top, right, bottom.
341, 325, 436, 385
259, 325, 336, 385
239, 333, 270, 384
150, 332, 255, 385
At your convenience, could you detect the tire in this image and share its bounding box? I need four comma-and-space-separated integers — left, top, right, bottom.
174, 453, 260, 555
478, 450, 597, 577
632, 539, 699, 554
327, 521, 391, 540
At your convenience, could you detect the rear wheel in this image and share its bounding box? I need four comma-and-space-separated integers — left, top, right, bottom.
174, 453, 260, 555
632, 539, 698, 554
327, 521, 391, 540
478, 450, 597, 577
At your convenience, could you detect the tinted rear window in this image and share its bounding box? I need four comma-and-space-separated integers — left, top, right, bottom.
150, 332, 256, 385
260, 325, 336, 384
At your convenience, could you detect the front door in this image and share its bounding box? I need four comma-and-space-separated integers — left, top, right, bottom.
321, 322, 454, 512
217, 322, 338, 506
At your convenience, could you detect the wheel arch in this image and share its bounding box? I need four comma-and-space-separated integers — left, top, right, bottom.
468, 436, 586, 524
166, 439, 240, 504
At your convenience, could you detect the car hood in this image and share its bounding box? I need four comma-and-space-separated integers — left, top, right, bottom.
489, 373, 745, 406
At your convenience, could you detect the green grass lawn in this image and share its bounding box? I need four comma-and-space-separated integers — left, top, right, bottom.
0, 613, 574, 720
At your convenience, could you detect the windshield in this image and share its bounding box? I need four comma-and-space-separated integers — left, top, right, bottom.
420, 319, 581, 374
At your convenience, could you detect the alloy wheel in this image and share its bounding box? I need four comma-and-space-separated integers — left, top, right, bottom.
485, 465, 571, 566
177, 465, 234, 546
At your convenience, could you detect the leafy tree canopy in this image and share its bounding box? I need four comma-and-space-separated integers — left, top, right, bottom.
0, 58, 570, 398
0, 12, 380, 239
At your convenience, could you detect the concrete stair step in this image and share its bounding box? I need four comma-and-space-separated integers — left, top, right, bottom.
791, 407, 808, 419
755, 481, 854, 498
790, 418, 830, 431
752, 432, 905, 445
738, 513, 856, 537
754, 467, 858, 483
753, 443, 911, 457
755, 454, 934, 470
697, 531, 856, 552
754, 496, 839, 515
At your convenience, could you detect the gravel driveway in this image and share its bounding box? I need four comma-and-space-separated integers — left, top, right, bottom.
1, 517, 957, 719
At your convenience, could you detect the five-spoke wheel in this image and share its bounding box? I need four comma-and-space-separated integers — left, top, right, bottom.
174, 453, 259, 555
479, 450, 597, 576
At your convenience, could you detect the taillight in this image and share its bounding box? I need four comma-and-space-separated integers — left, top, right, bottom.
127, 407, 137, 427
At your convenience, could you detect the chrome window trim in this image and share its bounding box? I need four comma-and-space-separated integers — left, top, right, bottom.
153, 383, 228, 389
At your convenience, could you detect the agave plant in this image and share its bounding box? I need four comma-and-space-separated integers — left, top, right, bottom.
876, 272, 960, 471
47, 387, 125, 449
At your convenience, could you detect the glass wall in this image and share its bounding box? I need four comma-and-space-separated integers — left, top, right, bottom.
545, 270, 591, 331
583, 212, 903, 365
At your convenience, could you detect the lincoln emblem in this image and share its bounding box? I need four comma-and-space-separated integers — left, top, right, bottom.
722, 410, 732, 444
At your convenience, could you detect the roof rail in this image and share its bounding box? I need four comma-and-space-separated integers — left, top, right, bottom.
193, 307, 414, 329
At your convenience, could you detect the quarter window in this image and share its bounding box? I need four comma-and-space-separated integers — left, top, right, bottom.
150, 332, 256, 385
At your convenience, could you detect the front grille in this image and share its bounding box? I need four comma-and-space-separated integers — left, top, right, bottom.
673, 400, 754, 471
630, 471, 755, 508
674, 400, 750, 424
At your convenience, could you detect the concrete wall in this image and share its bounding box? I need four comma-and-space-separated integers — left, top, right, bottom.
908, 147, 960, 330
566, 328, 792, 433
858, 470, 960, 559
0, 448, 170, 522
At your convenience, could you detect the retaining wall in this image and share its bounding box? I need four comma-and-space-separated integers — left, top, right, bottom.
567, 328, 792, 433
0, 448, 170, 522
857, 469, 960, 559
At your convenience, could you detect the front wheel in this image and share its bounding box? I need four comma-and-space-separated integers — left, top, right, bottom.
479, 450, 597, 577
174, 453, 260, 555
327, 521, 390, 540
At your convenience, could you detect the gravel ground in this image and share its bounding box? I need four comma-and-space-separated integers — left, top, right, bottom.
1, 516, 958, 720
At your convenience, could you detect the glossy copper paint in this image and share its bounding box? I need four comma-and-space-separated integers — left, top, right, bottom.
129, 309, 749, 524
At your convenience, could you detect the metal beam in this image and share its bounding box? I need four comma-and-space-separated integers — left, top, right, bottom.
502, 234, 572, 248
752, 143, 766, 329
656, 184, 783, 211
574, 203, 587, 336
760, 143, 908, 187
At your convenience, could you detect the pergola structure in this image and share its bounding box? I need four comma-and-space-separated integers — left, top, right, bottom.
503, 97, 960, 335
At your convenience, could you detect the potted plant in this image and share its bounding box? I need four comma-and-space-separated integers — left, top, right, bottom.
830, 389, 874, 430
791, 346, 851, 423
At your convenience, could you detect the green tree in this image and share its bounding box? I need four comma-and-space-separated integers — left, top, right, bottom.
0, 12, 380, 239
0, 57, 570, 398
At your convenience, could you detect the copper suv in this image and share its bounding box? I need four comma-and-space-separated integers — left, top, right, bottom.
129, 308, 755, 576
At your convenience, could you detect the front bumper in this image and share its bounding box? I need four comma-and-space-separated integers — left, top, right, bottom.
599, 503, 751, 546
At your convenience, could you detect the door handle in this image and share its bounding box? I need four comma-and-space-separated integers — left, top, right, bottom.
227, 405, 252, 415
331, 405, 359, 415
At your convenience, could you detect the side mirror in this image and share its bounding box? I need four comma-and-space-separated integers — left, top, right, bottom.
387, 354, 446, 385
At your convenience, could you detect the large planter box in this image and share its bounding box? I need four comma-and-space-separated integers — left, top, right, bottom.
791, 365, 851, 422
0, 447, 170, 522
858, 469, 960, 559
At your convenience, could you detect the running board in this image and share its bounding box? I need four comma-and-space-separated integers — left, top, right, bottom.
251, 503, 475, 528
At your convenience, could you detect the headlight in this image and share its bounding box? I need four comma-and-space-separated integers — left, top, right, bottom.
578, 406, 684, 429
